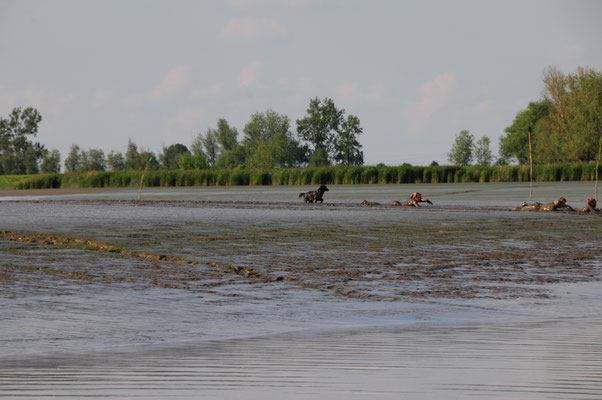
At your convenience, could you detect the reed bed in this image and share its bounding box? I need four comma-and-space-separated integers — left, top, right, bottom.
11, 162, 602, 189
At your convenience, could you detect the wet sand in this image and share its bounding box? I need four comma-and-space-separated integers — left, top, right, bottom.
0, 184, 601, 398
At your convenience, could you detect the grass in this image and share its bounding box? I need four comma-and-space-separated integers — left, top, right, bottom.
4, 162, 602, 190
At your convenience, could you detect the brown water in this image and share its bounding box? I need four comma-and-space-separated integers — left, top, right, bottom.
1, 183, 601, 398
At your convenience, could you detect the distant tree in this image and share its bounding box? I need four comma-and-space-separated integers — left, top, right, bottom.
243, 109, 306, 168
334, 114, 364, 166
107, 150, 125, 171
475, 136, 493, 166
80, 148, 106, 171
296, 97, 344, 165
498, 100, 550, 165
125, 139, 140, 170
535, 66, 602, 163
177, 153, 209, 170
448, 130, 474, 166
40, 149, 61, 173
138, 151, 159, 170
160, 143, 190, 169
215, 119, 239, 152
215, 144, 246, 169
0, 107, 44, 174
429, 160, 439, 166
197, 129, 219, 167
64, 144, 81, 172
308, 147, 329, 167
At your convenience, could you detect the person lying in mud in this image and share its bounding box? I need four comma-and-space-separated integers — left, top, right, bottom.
579, 198, 600, 213
512, 201, 542, 211
540, 197, 574, 212
360, 200, 381, 206
388, 192, 433, 207
299, 185, 329, 204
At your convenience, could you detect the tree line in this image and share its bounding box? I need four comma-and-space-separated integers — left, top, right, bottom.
2, 66, 600, 175
447, 66, 601, 166
0, 97, 364, 175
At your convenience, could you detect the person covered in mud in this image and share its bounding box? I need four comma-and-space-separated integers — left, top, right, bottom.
388, 192, 433, 207
360, 200, 381, 206
512, 201, 542, 211
579, 198, 600, 213
540, 197, 574, 212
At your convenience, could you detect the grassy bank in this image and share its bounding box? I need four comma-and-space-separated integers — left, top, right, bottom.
10, 162, 602, 190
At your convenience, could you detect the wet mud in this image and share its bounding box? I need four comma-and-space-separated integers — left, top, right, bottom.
1, 199, 600, 302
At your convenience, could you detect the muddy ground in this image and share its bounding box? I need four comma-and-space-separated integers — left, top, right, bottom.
1, 199, 600, 302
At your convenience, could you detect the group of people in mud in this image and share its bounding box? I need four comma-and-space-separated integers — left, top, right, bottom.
299, 184, 601, 214
511, 197, 600, 213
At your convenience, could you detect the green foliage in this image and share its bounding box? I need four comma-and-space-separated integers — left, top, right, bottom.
448, 130, 474, 166
243, 110, 306, 168
308, 146, 329, 167
9, 162, 601, 190
215, 118, 239, 152
40, 149, 61, 173
80, 148, 107, 171
499, 100, 550, 164
160, 143, 190, 169
296, 97, 343, 162
474, 136, 493, 166
501, 67, 601, 165
178, 153, 209, 170
334, 114, 364, 166
0, 107, 44, 175
107, 150, 125, 171
64, 144, 81, 172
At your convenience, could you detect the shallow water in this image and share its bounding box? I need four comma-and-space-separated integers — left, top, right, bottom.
0, 183, 601, 398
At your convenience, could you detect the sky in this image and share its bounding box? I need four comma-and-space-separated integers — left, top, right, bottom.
1, 0, 601, 166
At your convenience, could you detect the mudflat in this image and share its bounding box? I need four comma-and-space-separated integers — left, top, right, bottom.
0, 184, 600, 399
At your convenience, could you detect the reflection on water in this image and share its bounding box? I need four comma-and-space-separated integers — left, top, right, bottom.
1, 318, 601, 399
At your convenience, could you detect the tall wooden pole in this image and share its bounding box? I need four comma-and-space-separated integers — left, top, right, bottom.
529, 127, 533, 201
138, 157, 153, 201
595, 136, 602, 201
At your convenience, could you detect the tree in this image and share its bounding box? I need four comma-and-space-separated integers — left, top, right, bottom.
296, 97, 344, 165
448, 130, 474, 166
177, 153, 208, 170
242, 109, 306, 168
107, 151, 125, 171
334, 114, 364, 166
475, 136, 493, 166
201, 129, 219, 167
40, 149, 61, 173
0, 107, 44, 174
138, 151, 159, 170
215, 118, 239, 152
80, 148, 107, 171
499, 100, 550, 164
125, 139, 140, 170
536, 66, 602, 163
215, 144, 246, 169
64, 144, 81, 172
160, 143, 190, 169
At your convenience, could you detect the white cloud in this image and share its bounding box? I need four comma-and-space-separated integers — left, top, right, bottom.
336, 81, 362, 104
550, 43, 586, 61
411, 71, 456, 122
335, 81, 390, 106
220, 16, 286, 42
239, 60, 263, 87
225, 0, 314, 11
152, 65, 190, 99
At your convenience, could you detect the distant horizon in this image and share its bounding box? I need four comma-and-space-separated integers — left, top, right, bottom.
2, 0, 601, 166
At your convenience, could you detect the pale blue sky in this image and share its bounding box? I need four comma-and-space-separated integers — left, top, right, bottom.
1, 0, 601, 166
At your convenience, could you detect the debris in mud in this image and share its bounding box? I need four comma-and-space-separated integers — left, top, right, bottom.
0, 230, 196, 264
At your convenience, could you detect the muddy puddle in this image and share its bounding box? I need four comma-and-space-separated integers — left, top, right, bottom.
0, 183, 601, 398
